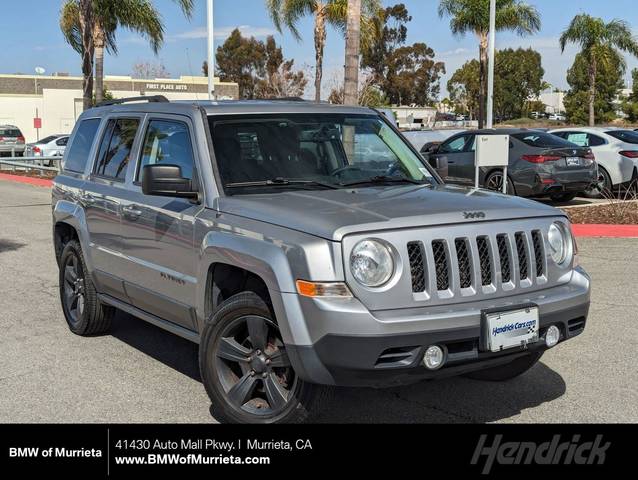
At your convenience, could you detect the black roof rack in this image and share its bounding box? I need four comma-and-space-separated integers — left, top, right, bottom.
96, 95, 169, 107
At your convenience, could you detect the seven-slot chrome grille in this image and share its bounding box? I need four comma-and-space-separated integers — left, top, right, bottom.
342, 218, 564, 312
407, 229, 547, 296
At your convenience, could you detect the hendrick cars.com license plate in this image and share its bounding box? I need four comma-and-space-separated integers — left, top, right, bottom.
484, 307, 539, 352
565, 157, 582, 167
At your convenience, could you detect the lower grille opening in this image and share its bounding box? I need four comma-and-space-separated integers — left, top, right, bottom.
568, 317, 586, 334
375, 347, 419, 367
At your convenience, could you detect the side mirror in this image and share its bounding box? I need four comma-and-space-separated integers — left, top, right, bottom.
421, 142, 441, 155
141, 164, 198, 200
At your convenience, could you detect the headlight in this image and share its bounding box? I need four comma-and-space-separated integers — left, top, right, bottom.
350, 239, 394, 287
548, 222, 572, 265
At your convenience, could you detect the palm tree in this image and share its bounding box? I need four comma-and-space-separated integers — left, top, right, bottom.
343, 0, 361, 105
560, 14, 638, 127
61, 0, 193, 106
438, 0, 540, 128
266, 0, 380, 102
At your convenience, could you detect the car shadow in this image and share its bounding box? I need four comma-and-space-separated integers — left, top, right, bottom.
110, 311, 201, 382
0, 238, 25, 253
108, 312, 566, 424
312, 362, 566, 424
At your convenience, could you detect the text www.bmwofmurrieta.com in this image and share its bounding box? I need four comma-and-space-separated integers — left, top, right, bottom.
114, 453, 270, 465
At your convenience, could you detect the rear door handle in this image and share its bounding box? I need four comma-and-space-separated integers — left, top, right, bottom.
79, 194, 96, 205
122, 205, 143, 218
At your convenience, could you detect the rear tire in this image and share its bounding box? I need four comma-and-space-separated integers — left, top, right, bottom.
464, 351, 543, 382
549, 192, 577, 203
583, 167, 612, 199
200, 292, 330, 424
59, 240, 114, 335
485, 171, 516, 196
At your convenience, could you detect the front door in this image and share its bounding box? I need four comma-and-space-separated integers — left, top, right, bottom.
118, 116, 203, 331
435, 134, 474, 184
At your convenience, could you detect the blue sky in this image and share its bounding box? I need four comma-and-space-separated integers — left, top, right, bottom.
0, 0, 636, 99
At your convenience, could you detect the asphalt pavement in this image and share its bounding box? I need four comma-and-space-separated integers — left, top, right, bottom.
0, 180, 636, 423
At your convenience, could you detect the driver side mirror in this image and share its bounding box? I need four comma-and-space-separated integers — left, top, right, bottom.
421, 142, 441, 155
141, 164, 198, 200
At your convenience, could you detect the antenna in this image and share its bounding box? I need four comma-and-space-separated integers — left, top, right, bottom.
185, 47, 200, 102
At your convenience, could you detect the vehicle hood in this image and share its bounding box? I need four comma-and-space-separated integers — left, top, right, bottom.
215, 185, 563, 241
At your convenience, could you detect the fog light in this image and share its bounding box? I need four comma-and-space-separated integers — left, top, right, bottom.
545, 325, 560, 348
423, 345, 445, 370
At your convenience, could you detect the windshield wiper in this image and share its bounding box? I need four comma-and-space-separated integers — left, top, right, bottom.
340, 176, 426, 188
225, 178, 341, 190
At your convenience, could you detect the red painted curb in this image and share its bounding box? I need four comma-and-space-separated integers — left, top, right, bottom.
572, 224, 638, 238
0, 173, 53, 187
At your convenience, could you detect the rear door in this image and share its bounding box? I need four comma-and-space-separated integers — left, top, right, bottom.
83, 115, 143, 302
118, 115, 203, 331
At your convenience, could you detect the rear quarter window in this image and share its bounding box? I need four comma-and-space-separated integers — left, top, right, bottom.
63, 119, 101, 173
606, 130, 638, 145
512, 132, 575, 148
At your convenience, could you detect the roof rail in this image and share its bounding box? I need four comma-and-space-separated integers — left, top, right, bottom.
267, 97, 306, 102
96, 95, 169, 107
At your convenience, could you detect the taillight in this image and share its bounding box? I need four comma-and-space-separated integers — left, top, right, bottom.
33, 146, 41, 154
17, 136, 25, 143
619, 150, 638, 158
584, 151, 595, 160
521, 154, 562, 164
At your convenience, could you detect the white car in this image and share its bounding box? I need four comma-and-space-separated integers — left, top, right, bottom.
548, 113, 566, 122
25, 135, 69, 158
549, 127, 638, 197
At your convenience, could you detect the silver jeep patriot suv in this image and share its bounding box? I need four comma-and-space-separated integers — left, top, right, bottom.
52, 97, 590, 423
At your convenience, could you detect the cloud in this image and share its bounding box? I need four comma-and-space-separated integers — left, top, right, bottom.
172, 25, 277, 41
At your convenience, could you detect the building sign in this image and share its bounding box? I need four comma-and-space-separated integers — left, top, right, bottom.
145, 83, 189, 92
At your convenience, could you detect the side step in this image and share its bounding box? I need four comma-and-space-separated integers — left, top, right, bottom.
98, 294, 200, 344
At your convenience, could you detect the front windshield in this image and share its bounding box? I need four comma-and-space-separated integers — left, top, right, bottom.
208, 114, 437, 194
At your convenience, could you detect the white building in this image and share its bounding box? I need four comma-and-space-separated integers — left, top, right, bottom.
0, 74, 239, 142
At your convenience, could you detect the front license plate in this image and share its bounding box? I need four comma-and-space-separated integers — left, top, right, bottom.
566, 157, 581, 167
483, 307, 539, 352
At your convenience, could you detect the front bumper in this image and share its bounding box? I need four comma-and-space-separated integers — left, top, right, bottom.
280, 267, 590, 387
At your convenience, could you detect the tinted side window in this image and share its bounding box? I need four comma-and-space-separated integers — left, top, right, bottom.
64, 118, 101, 173
94, 118, 139, 180
137, 120, 195, 181
513, 132, 575, 148
439, 135, 469, 153
587, 134, 606, 147
56, 137, 69, 146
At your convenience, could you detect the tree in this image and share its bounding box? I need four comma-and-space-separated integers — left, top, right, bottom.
361, 3, 445, 106
255, 37, 308, 98
265, 0, 380, 102
60, 0, 193, 105
215, 29, 267, 99
622, 69, 638, 122
560, 14, 638, 126
329, 75, 389, 106
438, 0, 540, 127
132, 61, 170, 79
447, 59, 480, 118
493, 48, 544, 120
564, 48, 625, 125
215, 30, 306, 100
344, 0, 362, 105
447, 48, 544, 120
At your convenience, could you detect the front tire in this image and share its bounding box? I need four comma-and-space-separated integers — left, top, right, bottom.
200, 292, 328, 424
59, 240, 114, 335
464, 351, 543, 381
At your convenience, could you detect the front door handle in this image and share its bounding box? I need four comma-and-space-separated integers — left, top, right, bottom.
122, 205, 143, 218
79, 194, 96, 206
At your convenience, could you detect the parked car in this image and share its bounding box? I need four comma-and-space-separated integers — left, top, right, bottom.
421, 128, 597, 202
548, 113, 566, 122
0, 125, 26, 157
26, 135, 69, 157
549, 127, 638, 198
52, 97, 590, 424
